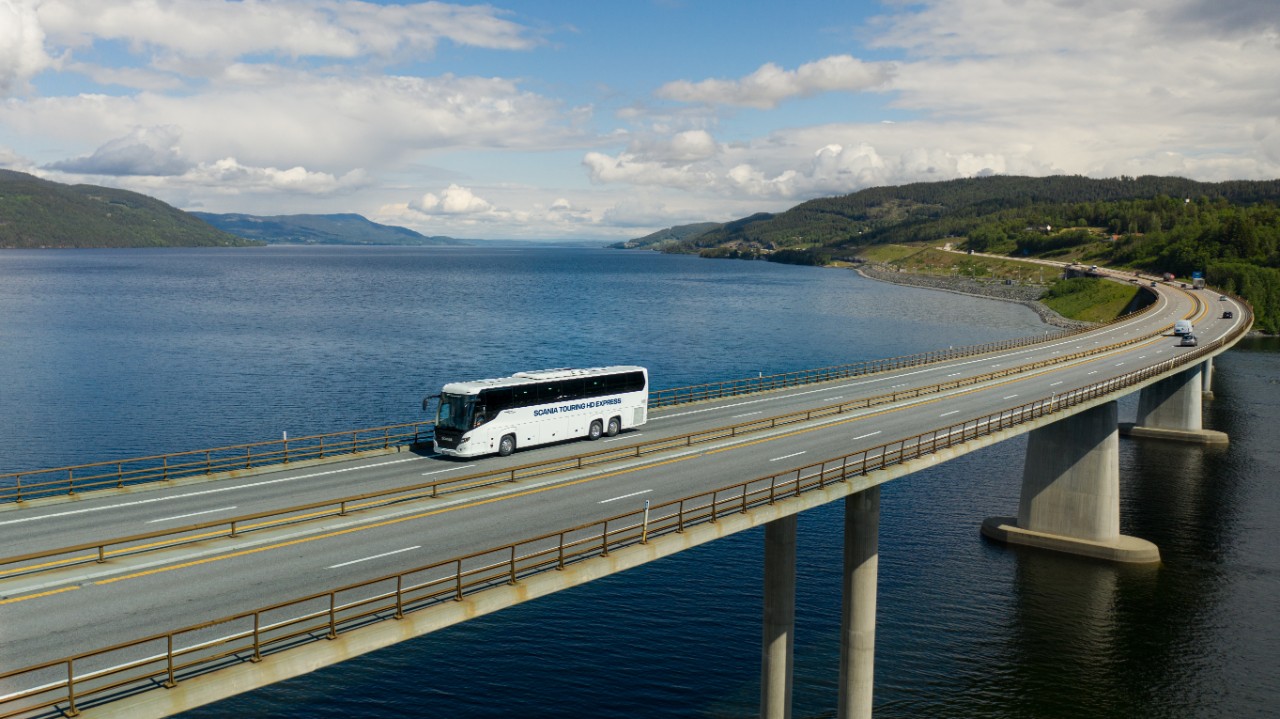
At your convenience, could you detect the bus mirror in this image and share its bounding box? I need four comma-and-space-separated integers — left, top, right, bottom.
423, 394, 440, 412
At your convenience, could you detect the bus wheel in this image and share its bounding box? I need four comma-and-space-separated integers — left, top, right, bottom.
606, 417, 620, 437
588, 420, 603, 440
498, 434, 516, 457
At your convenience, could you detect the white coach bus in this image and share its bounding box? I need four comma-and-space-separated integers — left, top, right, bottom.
428, 366, 649, 458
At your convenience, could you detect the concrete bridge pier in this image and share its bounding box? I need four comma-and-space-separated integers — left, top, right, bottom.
838, 486, 879, 719
1119, 364, 1227, 444
761, 514, 796, 719
1201, 357, 1215, 400
983, 401, 1160, 563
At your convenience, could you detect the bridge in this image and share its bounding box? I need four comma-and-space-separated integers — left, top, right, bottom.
0, 270, 1252, 719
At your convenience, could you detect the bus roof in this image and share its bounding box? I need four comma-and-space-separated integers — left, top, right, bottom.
440, 366, 647, 395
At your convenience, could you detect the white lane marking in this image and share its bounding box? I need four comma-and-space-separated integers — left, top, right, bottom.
947, 373, 961, 377
422, 464, 475, 476
603, 433, 640, 442
0, 457, 423, 527
1115, 362, 1125, 367
770, 451, 808, 462
991, 364, 1002, 368
328, 546, 420, 570
940, 410, 959, 417
1003, 394, 1018, 400
1087, 371, 1099, 375
1050, 381, 1064, 387
852, 431, 882, 441
145, 506, 238, 524
733, 411, 764, 418
600, 489, 652, 504
891, 383, 906, 388
826, 396, 843, 401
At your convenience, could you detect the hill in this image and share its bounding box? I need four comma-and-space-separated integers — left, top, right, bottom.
662, 175, 1280, 254
0, 170, 257, 248
633, 175, 1280, 333
193, 212, 464, 246
612, 222, 722, 250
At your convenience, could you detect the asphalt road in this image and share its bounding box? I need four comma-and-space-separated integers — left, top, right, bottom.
0, 278, 1247, 700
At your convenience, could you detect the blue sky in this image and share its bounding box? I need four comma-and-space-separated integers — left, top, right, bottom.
2, 0, 1277, 240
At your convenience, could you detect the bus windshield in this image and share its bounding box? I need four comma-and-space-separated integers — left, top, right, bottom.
435, 392, 476, 432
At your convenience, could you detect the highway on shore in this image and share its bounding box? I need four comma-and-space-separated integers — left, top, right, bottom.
0, 279, 1245, 699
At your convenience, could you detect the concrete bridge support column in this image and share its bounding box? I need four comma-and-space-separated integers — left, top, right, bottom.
838, 486, 879, 719
1120, 365, 1227, 444
761, 514, 796, 719
982, 401, 1160, 563
1201, 357, 1215, 399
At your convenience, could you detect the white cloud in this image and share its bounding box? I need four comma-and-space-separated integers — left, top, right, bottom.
35, 0, 539, 72
2, 72, 573, 178
593, 0, 1280, 216
46, 125, 190, 176
4, 0, 1278, 240
657, 55, 894, 109
0, 144, 32, 170
411, 184, 493, 215
0, 0, 54, 94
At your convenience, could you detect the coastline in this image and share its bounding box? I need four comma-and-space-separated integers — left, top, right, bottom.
851, 262, 1093, 330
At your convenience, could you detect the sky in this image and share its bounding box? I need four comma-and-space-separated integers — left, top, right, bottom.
1, 0, 1277, 241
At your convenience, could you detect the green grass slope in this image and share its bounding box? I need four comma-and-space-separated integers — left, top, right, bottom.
0, 170, 256, 248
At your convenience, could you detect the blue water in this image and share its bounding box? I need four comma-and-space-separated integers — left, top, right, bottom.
0, 247, 1275, 717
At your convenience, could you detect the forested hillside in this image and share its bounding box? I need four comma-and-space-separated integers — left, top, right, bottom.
193, 212, 461, 246
630, 175, 1280, 333
0, 170, 257, 248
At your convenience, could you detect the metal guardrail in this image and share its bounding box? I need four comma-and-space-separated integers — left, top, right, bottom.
0, 299, 1251, 719
0, 296, 1161, 505
645, 295, 1160, 407
0, 423, 432, 505
0, 310, 1180, 580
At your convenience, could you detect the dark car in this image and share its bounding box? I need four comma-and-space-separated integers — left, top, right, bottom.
1180, 334, 1198, 347
1223, 310, 1234, 319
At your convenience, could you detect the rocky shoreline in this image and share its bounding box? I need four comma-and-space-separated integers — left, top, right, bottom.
853, 262, 1094, 330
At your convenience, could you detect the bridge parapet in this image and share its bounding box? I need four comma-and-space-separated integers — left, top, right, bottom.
0, 296, 1251, 719
2, 297, 1165, 506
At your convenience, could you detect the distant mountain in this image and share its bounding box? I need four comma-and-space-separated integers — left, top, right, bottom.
611, 222, 722, 250
0, 170, 257, 248
193, 212, 465, 246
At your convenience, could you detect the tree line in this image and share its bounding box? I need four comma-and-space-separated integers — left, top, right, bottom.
651, 175, 1280, 333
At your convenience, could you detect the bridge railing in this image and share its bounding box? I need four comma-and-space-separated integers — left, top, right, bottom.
0, 314, 1181, 580
0, 301, 1249, 719
0, 422, 433, 506
647, 294, 1160, 407
0, 294, 1164, 505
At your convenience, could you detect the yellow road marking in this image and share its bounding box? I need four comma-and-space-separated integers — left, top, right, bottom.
1, 584, 79, 605
95, 453, 700, 585
28, 328, 1180, 592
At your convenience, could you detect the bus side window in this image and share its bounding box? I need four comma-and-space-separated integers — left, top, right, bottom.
607, 372, 645, 393
536, 381, 562, 403
584, 377, 605, 398
625, 371, 646, 392
481, 387, 513, 415
563, 378, 586, 401
511, 385, 535, 408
